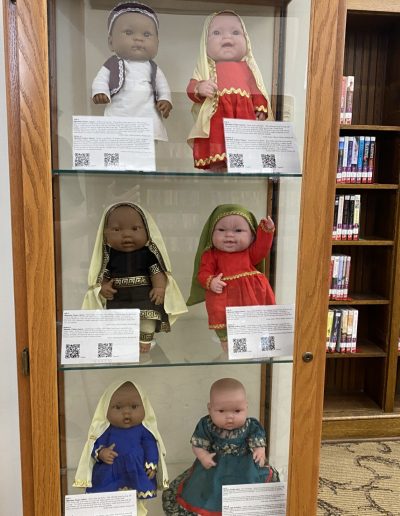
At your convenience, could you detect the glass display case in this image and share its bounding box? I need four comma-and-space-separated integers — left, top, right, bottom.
4, 0, 345, 514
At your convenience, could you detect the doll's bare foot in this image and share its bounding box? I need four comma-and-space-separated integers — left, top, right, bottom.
220, 340, 228, 353
140, 342, 151, 353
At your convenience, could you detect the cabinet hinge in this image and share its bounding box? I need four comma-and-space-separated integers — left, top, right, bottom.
22, 347, 30, 376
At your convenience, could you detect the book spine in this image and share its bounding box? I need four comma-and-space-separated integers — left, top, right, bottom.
351, 136, 358, 183
331, 309, 342, 352
351, 308, 359, 352
348, 195, 355, 241
344, 76, 354, 124
340, 76, 347, 124
342, 195, 351, 240
342, 136, 349, 184
336, 195, 344, 240
346, 137, 353, 183
343, 255, 351, 299
353, 194, 361, 240
362, 136, 371, 183
332, 195, 339, 239
340, 309, 348, 353
326, 309, 334, 352
337, 136, 345, 182
356, 136, 365, 183
331, 255, 340, 299
336, 255, 344, 299
368, 136, 376, 183
346, 309, 354, 352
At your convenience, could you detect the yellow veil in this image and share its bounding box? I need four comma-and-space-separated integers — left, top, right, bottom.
188, 10, 274, 144
82, 202, 187, 324
73, 379, 169, 492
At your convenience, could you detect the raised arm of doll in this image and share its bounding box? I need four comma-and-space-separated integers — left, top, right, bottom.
192, 445, 217, 469
149, 271, 167, 305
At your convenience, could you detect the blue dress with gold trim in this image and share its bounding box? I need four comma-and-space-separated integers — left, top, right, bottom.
87, 424, 159, 498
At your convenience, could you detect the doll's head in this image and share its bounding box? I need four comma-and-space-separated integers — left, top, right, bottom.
107, 381, 145, 428
212, 213, 254, 253
104, 204, 148, 252
108, 2, 159, 61
207, 378, 248, 430
207, 12, 247, 62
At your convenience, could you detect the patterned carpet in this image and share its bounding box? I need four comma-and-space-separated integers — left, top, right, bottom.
317, 440, 400, 515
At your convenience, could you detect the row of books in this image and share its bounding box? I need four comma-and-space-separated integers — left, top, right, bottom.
336, 136, 376, 183
340, 75, 354, 125
326, 307, 359, 353
329, 254, 351, 300
333, 194, 360, 240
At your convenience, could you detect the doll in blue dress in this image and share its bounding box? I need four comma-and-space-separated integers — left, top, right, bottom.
162, 378, 279, 515
74, 379, 168, 515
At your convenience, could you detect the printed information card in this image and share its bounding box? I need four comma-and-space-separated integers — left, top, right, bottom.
65, 491, 137, 516
72, 116, 155, 171
61, 309, 140, 365
224, 119, 301, 174
222, 482, 287, 515
226, 304, 294, 360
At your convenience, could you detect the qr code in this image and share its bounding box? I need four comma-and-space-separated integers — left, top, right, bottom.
228, 153, 244, 169
261, 335, 276, 351
65, 344, 80, 359
233, 338, 247, 353
104, 153, 119, 167
261, 153, 276, 169
74, 153, 89, 167
98, 342, 113, 358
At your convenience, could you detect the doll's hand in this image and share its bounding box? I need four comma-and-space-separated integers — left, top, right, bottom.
149, 286, 165, 305
145, 466, 157, 479
261, 216, 275, 232
196, 80, 218, 99
252, 447, 266, 467
199, 452, 217, 469
157, 100, 172, 119
210, 273, 227, 294
98, 443, 118, 465
255, 111, 267, 121
100, 279, 118, 300
93, 93, 110, 105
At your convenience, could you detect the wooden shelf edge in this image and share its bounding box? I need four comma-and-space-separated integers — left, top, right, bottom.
329, 297, 390, 305
335, 183, 399, 189
340, 124, 400, 131
326, 341, 386, 358
332, 238, 394, 246
322, 414, 400, 440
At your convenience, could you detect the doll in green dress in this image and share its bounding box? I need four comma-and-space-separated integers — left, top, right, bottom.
162, 378, 279, 515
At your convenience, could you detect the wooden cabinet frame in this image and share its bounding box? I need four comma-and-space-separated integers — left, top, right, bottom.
4, 0, 346, 514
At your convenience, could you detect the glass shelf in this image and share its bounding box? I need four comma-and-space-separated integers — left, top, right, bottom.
57, 318, 293, 371
53, 169, 302, 179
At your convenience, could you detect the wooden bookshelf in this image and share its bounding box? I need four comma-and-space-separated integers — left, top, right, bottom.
322, 5, 400, 440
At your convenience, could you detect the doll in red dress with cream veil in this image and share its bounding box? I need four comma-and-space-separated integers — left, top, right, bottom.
187, 11, 273, 171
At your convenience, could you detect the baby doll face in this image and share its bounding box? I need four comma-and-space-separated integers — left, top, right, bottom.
107, 382, 145, 429
207, 14, 247, 62
108, 12, 159, 61
212, 214, 254, 253
104, 205, 148, 253
208, 387, 248, 430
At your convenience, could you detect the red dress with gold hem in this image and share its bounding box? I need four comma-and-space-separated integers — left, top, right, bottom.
197, 223, 275, 330
187, 61, 269, 169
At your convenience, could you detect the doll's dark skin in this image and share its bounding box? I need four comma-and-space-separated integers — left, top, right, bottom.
93, 12, 171, 119
100, 205, 167, 305
98, 382, 156, 480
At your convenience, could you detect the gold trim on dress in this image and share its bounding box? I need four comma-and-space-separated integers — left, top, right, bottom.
137, 489, 157, 499
210, 323, 227, 330
140, 309, 161, 320
222, 270, 262, 281
145, 461, 157, 470
255, 105, 268, 113
112, 276, 151, 287
139, 332, 154, 342
195, 152, 226, 167
218, 87, 250, 98
206, 275, 213, 290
